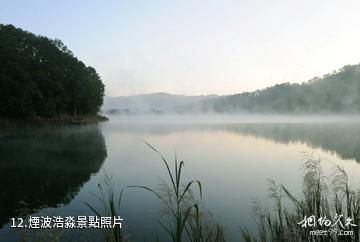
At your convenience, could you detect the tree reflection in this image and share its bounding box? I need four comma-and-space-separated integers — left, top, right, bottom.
0, 125, 107, 228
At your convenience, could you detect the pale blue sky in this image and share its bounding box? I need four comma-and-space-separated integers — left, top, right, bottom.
1, 0, 360, 96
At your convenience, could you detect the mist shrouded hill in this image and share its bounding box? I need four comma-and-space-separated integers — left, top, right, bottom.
191, 63, 360, 114
102, 92, 218, 115
104, 63, 360, 115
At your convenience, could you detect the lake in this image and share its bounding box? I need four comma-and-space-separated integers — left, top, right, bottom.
1, 115, 360, 241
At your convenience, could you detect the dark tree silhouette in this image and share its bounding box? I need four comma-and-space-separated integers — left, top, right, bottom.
0, 24, 105, 119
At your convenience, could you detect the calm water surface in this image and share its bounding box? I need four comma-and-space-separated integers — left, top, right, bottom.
1, 116, 360, 241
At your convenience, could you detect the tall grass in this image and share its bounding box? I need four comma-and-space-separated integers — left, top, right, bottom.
17, 147, 360, 242
129, 141, 225, 242
241, 158, 360, 242
85, 142, 225, 242
19, 148, 360, 242
84, 173, 125, 242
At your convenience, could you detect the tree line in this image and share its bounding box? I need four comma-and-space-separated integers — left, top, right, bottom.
194, 64, 360, 113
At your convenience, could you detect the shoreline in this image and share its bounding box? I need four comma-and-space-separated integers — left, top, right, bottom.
0, 115, 109, 128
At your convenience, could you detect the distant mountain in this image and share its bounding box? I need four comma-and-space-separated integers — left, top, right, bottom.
190, 63, 360, 114
102, 92, 218, 115
104, 63, 360, 115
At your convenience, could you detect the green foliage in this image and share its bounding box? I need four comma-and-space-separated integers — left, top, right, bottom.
198, 64, 360, 113
0, 24, 105, 119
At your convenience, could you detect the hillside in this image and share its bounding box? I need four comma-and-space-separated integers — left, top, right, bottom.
190, 64, 360, 114
0, 24, 105, 119
104, 63, 360, 115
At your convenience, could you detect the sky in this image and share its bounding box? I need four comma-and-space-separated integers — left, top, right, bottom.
1, 0, 360, 97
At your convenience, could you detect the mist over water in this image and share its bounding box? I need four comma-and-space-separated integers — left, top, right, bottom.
3, 1, 360, 240
2, 116, 360, 241
106, 113, 360, 124
100, 116, 360, 241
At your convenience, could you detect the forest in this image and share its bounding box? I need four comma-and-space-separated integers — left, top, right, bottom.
0, 24, 105, 119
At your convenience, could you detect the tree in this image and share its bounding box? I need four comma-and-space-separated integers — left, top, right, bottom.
0, 24, 105, 119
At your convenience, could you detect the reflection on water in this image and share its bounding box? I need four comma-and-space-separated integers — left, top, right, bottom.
99, 119, 360, 241
105, 121, 360, 162
0, 125, 107, 228
1, 119, 360, 241
222, 123, 360, 162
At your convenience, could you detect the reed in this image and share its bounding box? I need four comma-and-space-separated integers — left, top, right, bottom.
130, 141, 226, 242
129, 141, 202, 242
241, 158, 360, 242
84, 173, 125, 242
